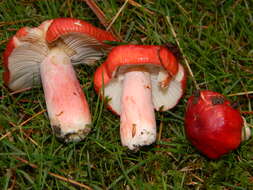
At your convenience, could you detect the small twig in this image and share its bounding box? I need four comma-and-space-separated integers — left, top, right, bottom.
241, 111, 253, 115
228, 91, 253, 97
14, 156, 93, 190
191, 173, 204, 183
0, 110, 46, 141
67, 0, 73, 18
19, 99, 40, 103
20, 110, 46, 126
83, 0, 121, 40
0, 131, 12, 142
9, 121, 40, 147
83, 0, 109, 28
186, 181, 198, 186
24, 133, 40, 147
0, 87, 32, 99
126, 0, 154, 15
107, 0, 129, 31
165, 15, 200, 90
157, 122, 163, 142
180, 165, 202, 172
9, 173, 16, 190
0, 19, 32, 27
6, 169, 16, 190
0, 39, 8, 46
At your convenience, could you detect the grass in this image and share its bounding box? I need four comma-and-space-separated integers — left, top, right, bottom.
0, 0, 253, 189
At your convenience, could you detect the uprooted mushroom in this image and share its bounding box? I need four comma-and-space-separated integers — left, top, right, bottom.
185, 90, 251, 159
94, 45, 186, 150
3, 18, 117, 142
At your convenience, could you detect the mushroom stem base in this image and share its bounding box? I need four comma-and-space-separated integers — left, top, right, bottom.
40, 48, 91, 142
120, 69, 156, 150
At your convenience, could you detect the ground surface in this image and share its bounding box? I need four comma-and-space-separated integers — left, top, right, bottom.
0, 0, 253, 189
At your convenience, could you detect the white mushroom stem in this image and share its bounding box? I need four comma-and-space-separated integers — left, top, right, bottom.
120, 68, 156, 150
40, 48, 91, 142
242, 117, 251, 141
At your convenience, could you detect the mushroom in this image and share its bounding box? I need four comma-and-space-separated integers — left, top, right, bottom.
94, 45, 186, 150
184, 90, 251, 159
3, 18, 117, 142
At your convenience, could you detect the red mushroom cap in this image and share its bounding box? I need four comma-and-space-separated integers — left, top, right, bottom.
102, 45, 179, 78
46, 18, 116, 43
184, 90, 243, 159
94, 44, 186, 114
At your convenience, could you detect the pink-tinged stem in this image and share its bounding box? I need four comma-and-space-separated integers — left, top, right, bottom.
120, 69, 156, 150
40, 48, 91, 142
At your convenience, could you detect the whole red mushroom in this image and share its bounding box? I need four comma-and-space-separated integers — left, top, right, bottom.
185, 90, 250, 159
3, 18, 117, 142
94, 44, 186, 150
